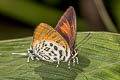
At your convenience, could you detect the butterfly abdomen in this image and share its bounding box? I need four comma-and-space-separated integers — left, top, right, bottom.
34, 40, 71, 62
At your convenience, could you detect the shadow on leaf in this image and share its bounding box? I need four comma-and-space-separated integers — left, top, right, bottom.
34, 55, 90, 80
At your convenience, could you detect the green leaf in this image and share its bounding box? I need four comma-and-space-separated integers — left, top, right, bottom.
0, 32, 120, 80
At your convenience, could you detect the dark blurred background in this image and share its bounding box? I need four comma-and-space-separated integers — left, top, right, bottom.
0, 0, 120, 40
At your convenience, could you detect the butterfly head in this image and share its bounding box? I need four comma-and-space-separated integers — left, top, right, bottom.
28, 45, 33, 53
27, 45, 36, 62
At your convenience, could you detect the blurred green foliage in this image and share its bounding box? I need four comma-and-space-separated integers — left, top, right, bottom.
0, 0, 61, 26
0, 0, 87, 40
42, 0, 61, 6
0, 0, 120, 39
0, 0, 86, 28
107, 0, 120, 30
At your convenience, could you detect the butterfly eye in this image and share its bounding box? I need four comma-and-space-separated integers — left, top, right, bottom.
28, 48, 33, 53
28, 50, 33, 53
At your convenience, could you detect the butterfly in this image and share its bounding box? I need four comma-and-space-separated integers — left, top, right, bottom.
27, 6, 79, 69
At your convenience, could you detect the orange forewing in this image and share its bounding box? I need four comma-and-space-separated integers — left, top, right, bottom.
55, 6, 76, 51
32, 23, 69, 51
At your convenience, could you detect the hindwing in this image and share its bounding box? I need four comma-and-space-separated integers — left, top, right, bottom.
32, 23, 69, 51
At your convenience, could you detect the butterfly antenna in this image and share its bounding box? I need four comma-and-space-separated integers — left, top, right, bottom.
75, 32, 91, 49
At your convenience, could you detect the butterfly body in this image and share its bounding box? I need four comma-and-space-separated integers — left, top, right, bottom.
27, 6, 79, 68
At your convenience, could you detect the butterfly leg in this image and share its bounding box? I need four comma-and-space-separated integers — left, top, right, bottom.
36, 57, 40, 60
72, 50, 79, 65
67, 60, 71, 69
27, 53, 35, 62
56, 60, 60, 68
73, 58, 76, 66
72, 57, 79, 66
75, 57, 79, 64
